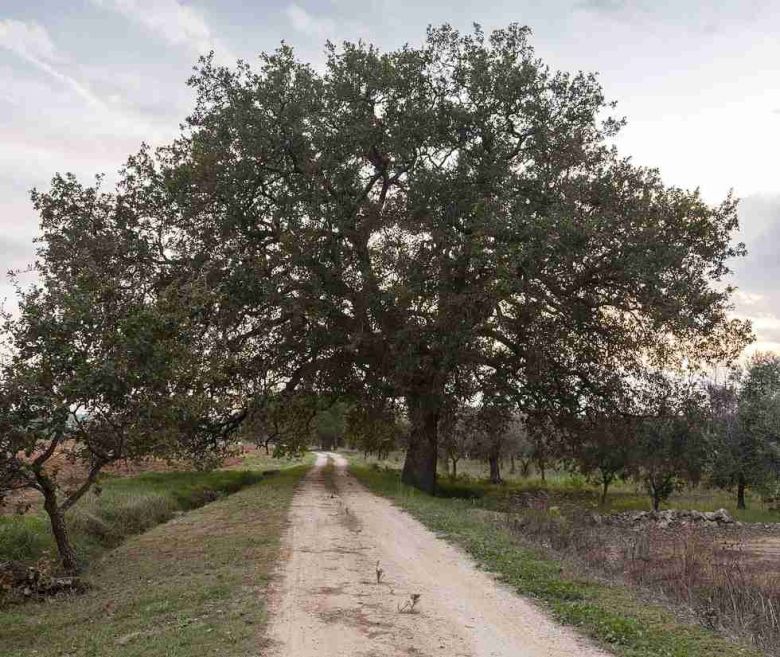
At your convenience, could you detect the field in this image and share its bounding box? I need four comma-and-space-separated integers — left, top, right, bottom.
0, 446, 310, 570
0, 465, 308, 656
357, 451, 780, 523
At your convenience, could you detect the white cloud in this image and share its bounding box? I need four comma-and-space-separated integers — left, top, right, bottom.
0, 18, 58, 61
0, 19, 104, 108
286, 4, 335, 39
732, 290, 765, 308
90, 0, 234, 60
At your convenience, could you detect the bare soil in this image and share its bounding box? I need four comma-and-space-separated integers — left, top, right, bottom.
264, 452, 612, 657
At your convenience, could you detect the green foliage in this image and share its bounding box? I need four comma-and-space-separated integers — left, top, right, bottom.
106, 22, 748, 491
709, 353, 780, 508
635, 412, 709, 511
345, 404, 405, 457
314, 402, 349, 449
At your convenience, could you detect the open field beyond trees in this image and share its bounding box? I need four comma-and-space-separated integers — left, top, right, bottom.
351, 451, 780, 524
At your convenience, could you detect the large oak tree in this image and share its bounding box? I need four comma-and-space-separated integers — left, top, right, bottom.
150, 24, 748, 492
7, 24, 750, 500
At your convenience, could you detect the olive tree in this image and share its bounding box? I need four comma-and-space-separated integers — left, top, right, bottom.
710, 354, 780, 509
631, 381, 710, 512
575, 415, 637, 505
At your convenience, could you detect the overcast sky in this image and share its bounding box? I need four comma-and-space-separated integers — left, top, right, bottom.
1, 0, 778, 354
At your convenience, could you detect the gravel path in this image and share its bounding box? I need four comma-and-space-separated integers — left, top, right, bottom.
264, 452, 612, 656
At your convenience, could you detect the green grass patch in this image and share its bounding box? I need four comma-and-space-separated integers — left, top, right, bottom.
0, 465, 308, 657
231, 447, 314, 472
0, 469, 265, 567
351, 464, 762, 657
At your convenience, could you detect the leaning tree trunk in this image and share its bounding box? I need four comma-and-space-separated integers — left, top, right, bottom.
39, 477, 79, 573
401, 393, 440, 494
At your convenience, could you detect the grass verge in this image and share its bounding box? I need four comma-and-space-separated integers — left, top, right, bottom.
351, 464, 763, 657
0, 469, 266, 566
0, 464, 308, 657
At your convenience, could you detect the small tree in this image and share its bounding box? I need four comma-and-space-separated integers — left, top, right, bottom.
500, 413, 529, 479
0, 176, 220, 572
314, 402, 348, 451
437, 406, 474, 480
241, 393, 320, 455
345, 403, 403, 460
710, 354, 780, 509
635, 411, 708, 511
468, 403, 517, 484
576, 415, 637, 506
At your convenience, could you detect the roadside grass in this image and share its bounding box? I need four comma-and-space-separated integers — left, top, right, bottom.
0, 464, 308, 657
351, 463, 763, 657
0, 450, 313, 568
0, 469, 264, 567
346, 451, 780, 524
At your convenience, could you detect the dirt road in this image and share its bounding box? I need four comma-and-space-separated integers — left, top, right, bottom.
264, 453, 611, 656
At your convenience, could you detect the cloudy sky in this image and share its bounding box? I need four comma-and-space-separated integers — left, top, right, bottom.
0, 0, 778, 354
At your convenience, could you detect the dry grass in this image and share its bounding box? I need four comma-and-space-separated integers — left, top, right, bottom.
503, 508, 780, 654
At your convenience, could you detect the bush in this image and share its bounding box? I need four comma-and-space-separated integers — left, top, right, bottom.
0, 515, 53, 562
68, 492, 176, 546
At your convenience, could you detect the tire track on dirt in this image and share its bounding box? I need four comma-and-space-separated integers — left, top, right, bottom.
264, 452, 612, 656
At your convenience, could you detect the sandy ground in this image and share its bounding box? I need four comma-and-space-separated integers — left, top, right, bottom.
264, 452, 612, 657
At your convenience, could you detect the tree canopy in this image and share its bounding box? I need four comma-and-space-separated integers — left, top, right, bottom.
1, 22, 751, 526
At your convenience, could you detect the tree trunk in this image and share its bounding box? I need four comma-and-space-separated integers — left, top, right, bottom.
401, 393, 439, 494
648, 479, 661, 512
737, 476, 747, 510
600, 474, 611, 507
450, 457, 458, 480
488, 451, 502, 484
510, 454, 516, 474
40, 478, 79, 573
